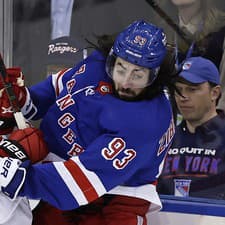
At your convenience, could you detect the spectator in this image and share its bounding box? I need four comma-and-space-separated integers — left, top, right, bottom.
157, 56, 225, 199
0, 20, 176, 225
153, 0, 225, 115
155, 0, 225, 66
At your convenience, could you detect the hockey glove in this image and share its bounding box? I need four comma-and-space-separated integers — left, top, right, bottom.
0, 127, 49, 163
0, 67, 27, 134
0, 157, 29, 200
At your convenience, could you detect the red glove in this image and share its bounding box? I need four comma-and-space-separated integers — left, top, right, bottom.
0, 127, 49, 163
0, 67, 27, 134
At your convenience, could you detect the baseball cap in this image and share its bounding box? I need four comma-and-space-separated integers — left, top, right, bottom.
46, 36, 86, 67
179, 56, 220, 85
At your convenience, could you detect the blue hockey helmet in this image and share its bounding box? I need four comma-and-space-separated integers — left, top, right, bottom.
106, 20, 167, 87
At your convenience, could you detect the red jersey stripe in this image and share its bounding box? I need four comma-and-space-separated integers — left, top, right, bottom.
64, 159, 99, 202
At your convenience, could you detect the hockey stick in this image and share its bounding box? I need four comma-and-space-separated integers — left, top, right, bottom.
0, 54, 27, 129
145, 0, 192, 46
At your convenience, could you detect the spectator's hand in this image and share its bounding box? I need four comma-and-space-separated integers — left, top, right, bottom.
0, 67, 27, 134
0, 127, 49, 163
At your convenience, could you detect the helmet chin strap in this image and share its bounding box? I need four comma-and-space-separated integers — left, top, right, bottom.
149, 66, 160, 85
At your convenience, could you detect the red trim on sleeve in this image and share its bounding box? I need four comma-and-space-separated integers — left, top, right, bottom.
64, 159, 99, 202
55, 69, 68, 96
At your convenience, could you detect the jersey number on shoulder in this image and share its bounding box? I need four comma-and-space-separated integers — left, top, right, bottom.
101, 138, 136, 170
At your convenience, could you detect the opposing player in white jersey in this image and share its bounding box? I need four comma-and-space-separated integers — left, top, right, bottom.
0, 67, 49, 225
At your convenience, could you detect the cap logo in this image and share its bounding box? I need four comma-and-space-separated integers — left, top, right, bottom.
134, 35, 147, 46
182, 61, 192, 71
48, 44, 79, 55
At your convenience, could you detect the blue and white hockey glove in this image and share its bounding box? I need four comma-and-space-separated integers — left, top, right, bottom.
0, 157, 29, 200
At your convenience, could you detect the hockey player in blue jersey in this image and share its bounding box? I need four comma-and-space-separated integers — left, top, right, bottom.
0, 20, 176, 225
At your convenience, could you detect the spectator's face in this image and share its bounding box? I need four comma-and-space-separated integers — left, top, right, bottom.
174, 81, 220, 123
112, 57, 150, 100
171, 0, 199, 6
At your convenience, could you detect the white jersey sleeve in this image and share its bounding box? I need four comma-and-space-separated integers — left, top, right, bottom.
0, 194, 32, 225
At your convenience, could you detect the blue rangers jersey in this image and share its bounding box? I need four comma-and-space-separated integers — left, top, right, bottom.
20, 50, 175, 211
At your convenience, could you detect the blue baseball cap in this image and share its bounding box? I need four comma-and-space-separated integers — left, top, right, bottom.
179, 56, 220, 85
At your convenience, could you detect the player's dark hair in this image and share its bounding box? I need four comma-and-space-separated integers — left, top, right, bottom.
145, 45, 178, 99
85, 33, 118, 57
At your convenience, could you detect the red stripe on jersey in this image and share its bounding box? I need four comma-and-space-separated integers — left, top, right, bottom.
64, 159, 99, 202
55, 69, 68, 96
